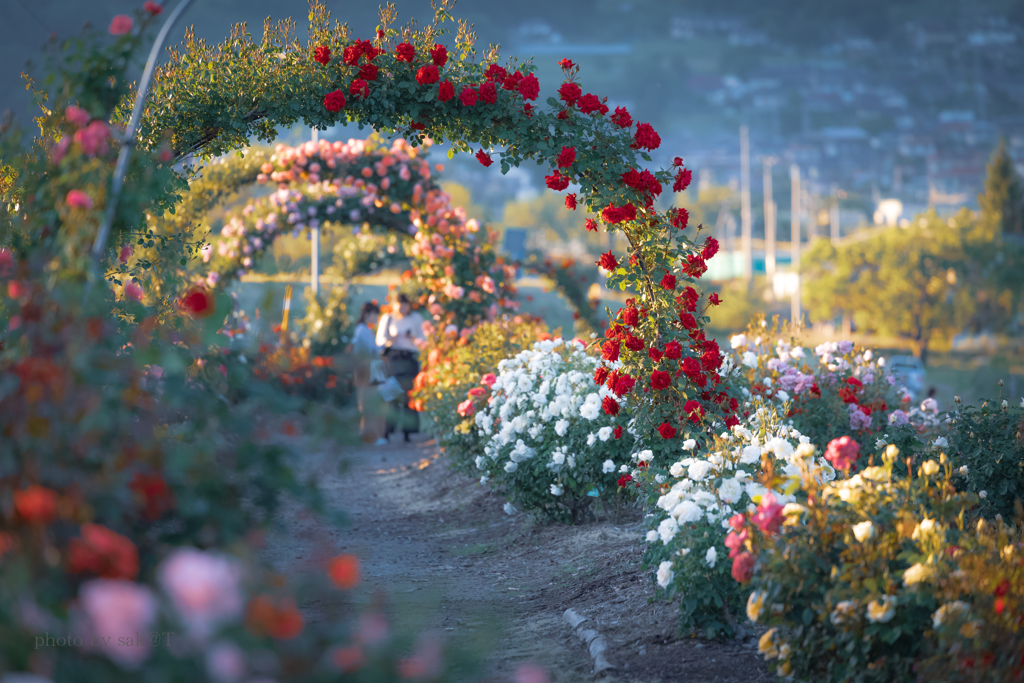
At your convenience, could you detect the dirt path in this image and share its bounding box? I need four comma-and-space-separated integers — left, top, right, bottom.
263, 435, 772, 683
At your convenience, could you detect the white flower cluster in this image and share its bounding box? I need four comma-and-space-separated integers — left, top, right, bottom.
646, 403, 836, 589
474, 339, 628, 513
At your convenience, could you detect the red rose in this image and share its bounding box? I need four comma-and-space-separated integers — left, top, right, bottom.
683, 253, 707, 279
438, 81, 455, 102
679, 312, 696, 329
180, 288, 215, 318
622, 306, 639, 327
594, 366, 610, 386
995, 579, 1011, 597
503, 71, 524, 91
545, 171, 570, 191
846, 377, 864, 389
611, 107, 632, 128
824, 436, 860, 471
701, 346, 722, 372
625, 334, 644, 351
702, 236, 720, 261
617, 474, 633, 487
680, 286, 699, 312
430, 44, 448, 67
143, 1, 163, 14
731, 551, 755, 583
709, 292, 722, 306
681, 357, 702, 380
556, 146, 576, 168
565, 194, 577, 210
459, 86, 478, 106
577, 93, 603, 114
664, 341, 682, 360
484, 64, 507, 82
614, 375, 636, 395
13, 486, 58, 524
409, 121, 426, 130
342, 44, 362, 66
670, 207, 689, 229
648, 348, 664, 362
559, 58, 575, 70
614, 426, 623, 439
657, 422, 677, 439
475, 150, 493, 167
358, 62, 378, 81
651, 370, 671, 390
724, 415, 739, 428
601, 203, 636, 224
597, 251, 618, 271
837, 387, 858, 404
395, 42, 416, 62
558, 82, 581, 105
350, 79, 370, 99
324, 90, 346, 112
684, 399, 704, 423
314, 46, 331, 65
601, 340, 620, 362
660, 272, 677, 290
478, 80, 497, 104
416, 65, 440, 85
518, 73, 540, 100
68, 524, 139, 580
602, 396, 620, 416
632, 122, 661, 150
522, 103, 535, 117
673, 168, 693, 193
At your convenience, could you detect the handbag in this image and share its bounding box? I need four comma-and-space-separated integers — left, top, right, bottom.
368, 358, 388, 385
377, 376, 406, 403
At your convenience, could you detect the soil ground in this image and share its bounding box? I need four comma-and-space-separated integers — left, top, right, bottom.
262, 433, 773, 683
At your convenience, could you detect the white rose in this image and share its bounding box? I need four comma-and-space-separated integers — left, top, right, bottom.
705, 546, 718, 568
682, 439, 697, 451
730, 334, 748, 349
932, 437, 948, 449
658, 517, 679, 543
742, 351, 758, 369
718, 478, 743, 504
598, 426, 613, 442
852, 520, 875, 543
503, 502, 517, 515
637, 450, 654, 463
669, 462, 685, 477
550, 484, 563, 496
504, 461, 518, 473
555, 419, 569, 436
602, 459, 616, 473
645, 529, 659, 542
656, 561, 674, 588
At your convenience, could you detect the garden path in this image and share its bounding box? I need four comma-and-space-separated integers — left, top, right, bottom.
262, 434, 770, 683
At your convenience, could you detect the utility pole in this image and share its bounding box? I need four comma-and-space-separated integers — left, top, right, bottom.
790, 164, 802, 327
763, 156, 778, 282
310, 127, 320, 297
740, 126, 753, 282
830, 183, 841, 244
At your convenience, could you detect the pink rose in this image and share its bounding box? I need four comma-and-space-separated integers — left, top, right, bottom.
158, 547, 243, 641
66, 189, 93, 210
65, 105, 91, 127
50, 137, 71, 164
731, 552, 755, 583
109, 15, 134, 35
74, 120, 110, 157
205, 642, 247, 683
751, 491, 784, 536
76, 579, 158, 668
0, 248, 13, 276
825, 435, 860, 471
124, 281, 144, 302
457, 399, 475, 417
119, 245, 134, 263
481, 373, 497, 387
467, 387, 486, 398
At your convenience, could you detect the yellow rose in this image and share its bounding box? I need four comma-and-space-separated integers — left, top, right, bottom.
747, 590, 767, 623
866, 595, 897, 623
758, 628, 780, 659
852, 520, 876, 543
920, 460, 940, 476
959, 620, 980, 639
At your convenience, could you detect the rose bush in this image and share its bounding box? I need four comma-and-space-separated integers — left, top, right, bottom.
474, 338, 633, 522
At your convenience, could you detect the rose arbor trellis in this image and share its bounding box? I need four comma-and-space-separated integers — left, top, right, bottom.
134, 1, 738, 450
194, 135, 514, 327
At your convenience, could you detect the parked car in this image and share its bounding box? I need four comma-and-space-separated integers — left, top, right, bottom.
887, 355, 926, 399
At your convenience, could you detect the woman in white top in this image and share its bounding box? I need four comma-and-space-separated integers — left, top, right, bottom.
352, 301, 387, 444
376, 292, 425, 442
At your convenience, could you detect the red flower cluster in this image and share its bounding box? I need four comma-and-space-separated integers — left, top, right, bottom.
678, 286, 699, 312
701, 236, 720, 261
601, 340, 620, 361
180, 287, 215, 318
345, 39, 381, 65
559, 82, 581, 105
684, 399, 704, 423
618, 474, 633, 487
680, 312, 697, 330
416, 65, 440, 85
430, 44, 448, 67
565, 194, 577, 210
597, 251, 618, 271
670, 207, 689, 229
556, 146, 576, 168
68, 524, 139, 580
601, 203, 636, 224
673, 167, 693, 192
824, 436, 860, 471
460, 86, 478, 106
585, 219, 597, 232
359, 62, 379, 81
624, 334, 644, 351
323, 90, 346, 112
577, 93, 608, 115
621, 168, 662, 197
484, 64, 507, 82
682, 253, 707, 279
632, 122, 661, 151
602, 396, 620, 416
479, 81, 497, 104
475, 150, 492, 167
395, 42, 416, 62
545, 171, 570, 191
611, 107, 632, 128
350, 79, 370, 99
438, 81, 455, 102
621, 305, 639, 327
313, 46, 331, 65
559, 58, 575, 70
503, 71, 522, 91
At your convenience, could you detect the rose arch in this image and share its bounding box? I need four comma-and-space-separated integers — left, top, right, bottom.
128, 1, 738, 449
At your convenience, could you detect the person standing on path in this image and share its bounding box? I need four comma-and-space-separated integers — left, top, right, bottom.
375, 292, 425, 442
352, 301, 388, 445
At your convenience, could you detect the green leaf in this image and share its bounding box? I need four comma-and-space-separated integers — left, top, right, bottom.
546, 97, 559, 108
447, 148, 455, 160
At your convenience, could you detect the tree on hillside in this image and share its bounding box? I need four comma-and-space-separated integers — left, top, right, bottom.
803, 211, 977, 366
979, 139, 1024, 236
